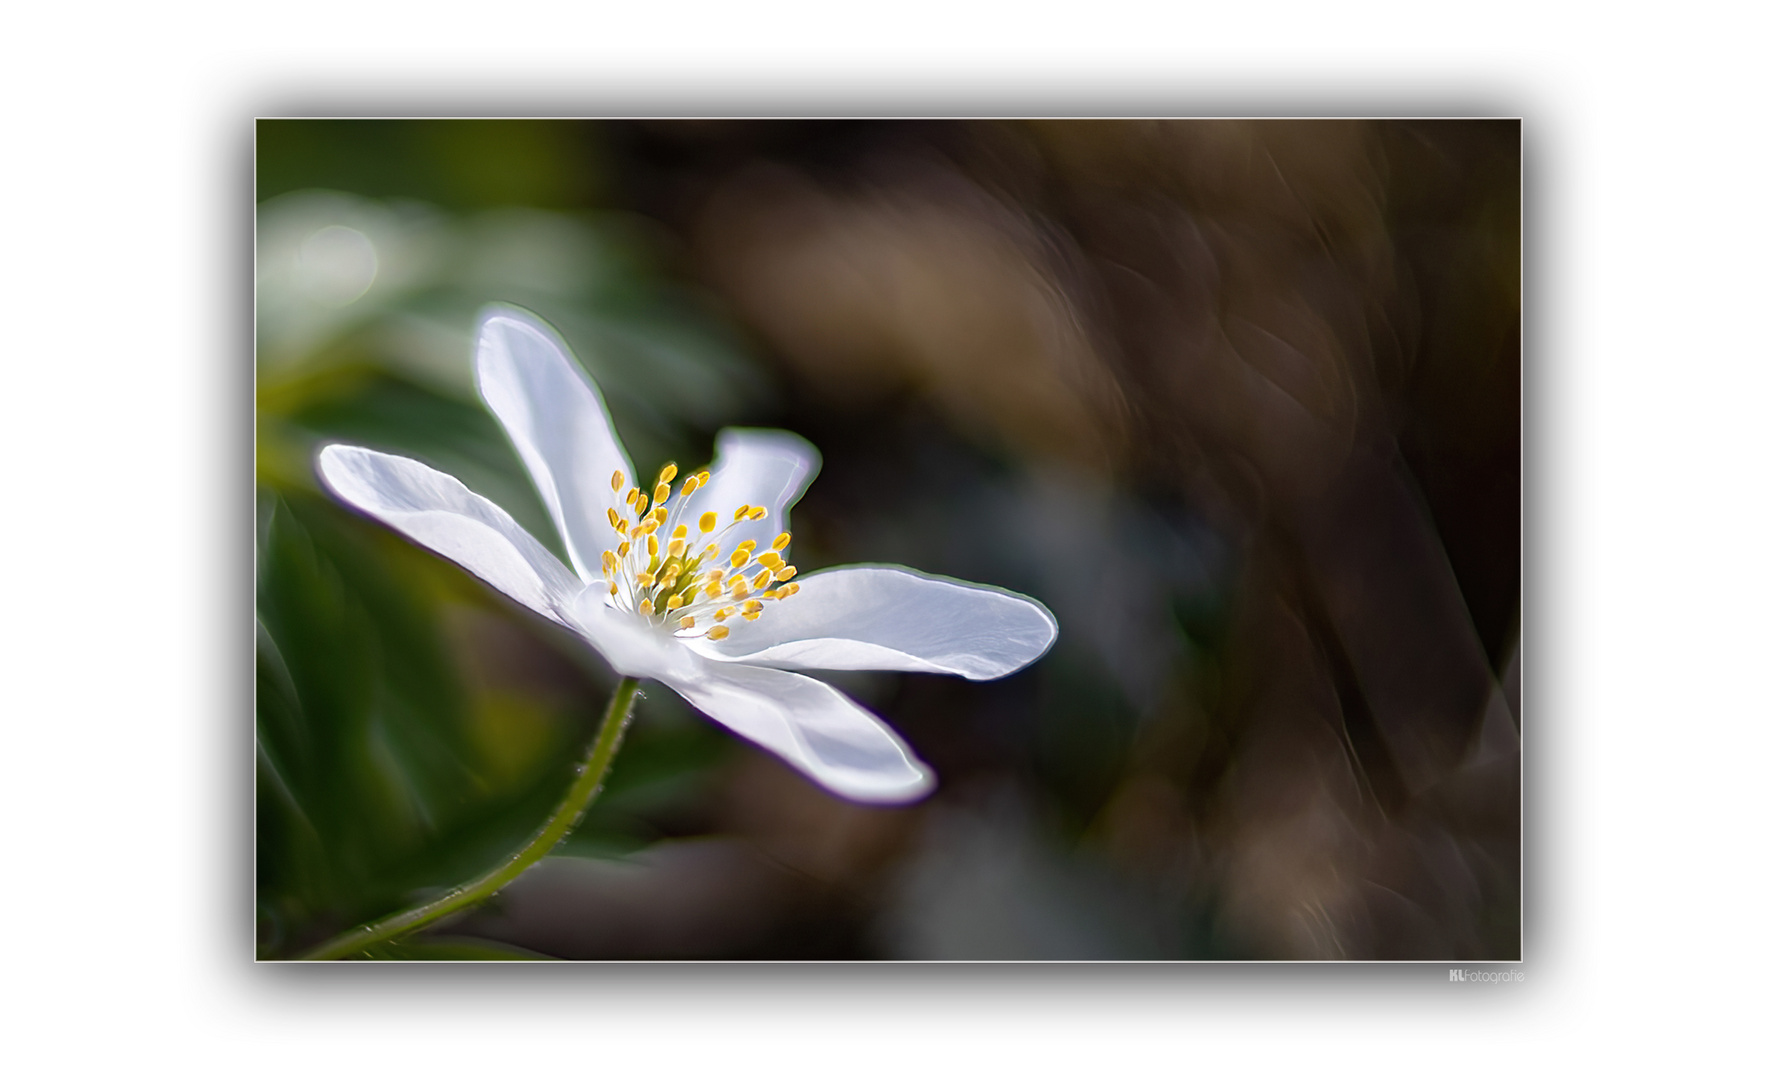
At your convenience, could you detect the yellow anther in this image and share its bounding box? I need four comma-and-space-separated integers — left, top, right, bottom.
617, 541, 630, 558
680, 474, 700, 498
657, 463, 678, 485
662, 559, 682, 580
748, 507, 767, 521
757, 551, 783, 571
647, 534, 660, 558
652, 506, 670, 524
608, 582, 618, 595
704, 582, 723, 600
701, 544, 718, 561
672, 524, 688, 540
666, 594, 687, 611
635, 493, 649, 517
763, 589, 780, 600
782, 583, 800, 597
734, 504, 751, 522
706, 569, 724, 583
641, 517, 661, 535
653, 481, 670, 504
680, 615, 697, 629
742, 608, 762, 621
611, 471, 625, 494
668, 538, 686, 559
601, 550, 617, 575
751, 569, 772, 590
772, 532, 791, 551
638, 598, 654, 616
730, 581, 749, 599
714, 607, 732, 622
699, 511, 717, 533
743, 600, 764, 614
729, 550, 749, 569
706, 625, 730, 641
607, 508, 622, 529
737, 539, 757, 554
774, 565, 797, 582
636, 570, 656, 588
625, 487, 639, 509
696, 470, 710, 485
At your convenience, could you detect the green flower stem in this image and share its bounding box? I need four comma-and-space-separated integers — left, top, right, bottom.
298, 676, 643, 961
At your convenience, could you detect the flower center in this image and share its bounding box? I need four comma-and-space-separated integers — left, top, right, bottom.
598, 464, 800, 641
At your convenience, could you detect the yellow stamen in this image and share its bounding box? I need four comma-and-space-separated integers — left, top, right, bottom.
638, 598, 654, 616
748, 507, 767, 521
653, 481, 670, 504
601, 550, 617, 575
657, 463, 678, 485
757, 551, 783, 570
625, 487, 639, 509
668, 538, 686, 559
672, 524, 688, 540
713, 607, 732, 622
751, 569, 772, 590
636, 571, 656, 588
635, 493, 649, 517
706, 625, 730, 641
734, 505, 751, 522
743, 600, 764, 615
647, 534, 660, 557
704, 582, 723, 600
611, 471, 625, 494
666, 594, 687, 611
699, 511, 717, 533
729, 550, 750, 569
680, 615, 696, 629
774, 565, 797, 582
608, 582, 618, 595
617, 541, 630, 558
772, 532, 791, 551
680, 475, 700, 498
607, 508, 622, 529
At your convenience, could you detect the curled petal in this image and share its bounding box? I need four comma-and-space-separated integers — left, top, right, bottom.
475, 306, 632, 584
316, 445, 584, 626
678, 429, 818, 555
686, 565, 1058, 680
658, 661, 934, 804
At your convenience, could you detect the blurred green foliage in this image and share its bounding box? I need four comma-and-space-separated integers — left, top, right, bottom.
255, 121, 762, 957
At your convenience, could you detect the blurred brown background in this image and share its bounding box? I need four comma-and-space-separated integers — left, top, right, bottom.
257, 119, 1519, 960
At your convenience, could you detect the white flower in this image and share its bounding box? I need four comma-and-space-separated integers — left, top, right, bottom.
317, 306, 1057, 804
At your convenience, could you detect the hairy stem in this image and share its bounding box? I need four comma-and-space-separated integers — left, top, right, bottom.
297, 676, 642, 961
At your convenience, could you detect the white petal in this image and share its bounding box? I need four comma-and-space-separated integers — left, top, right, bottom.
687, 565, 1058, 680
474, 306, 632, 583
566, 590, 704, 684
316, 444, 584, 626
659, 661, 934, 804
678, 429, 818, 554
